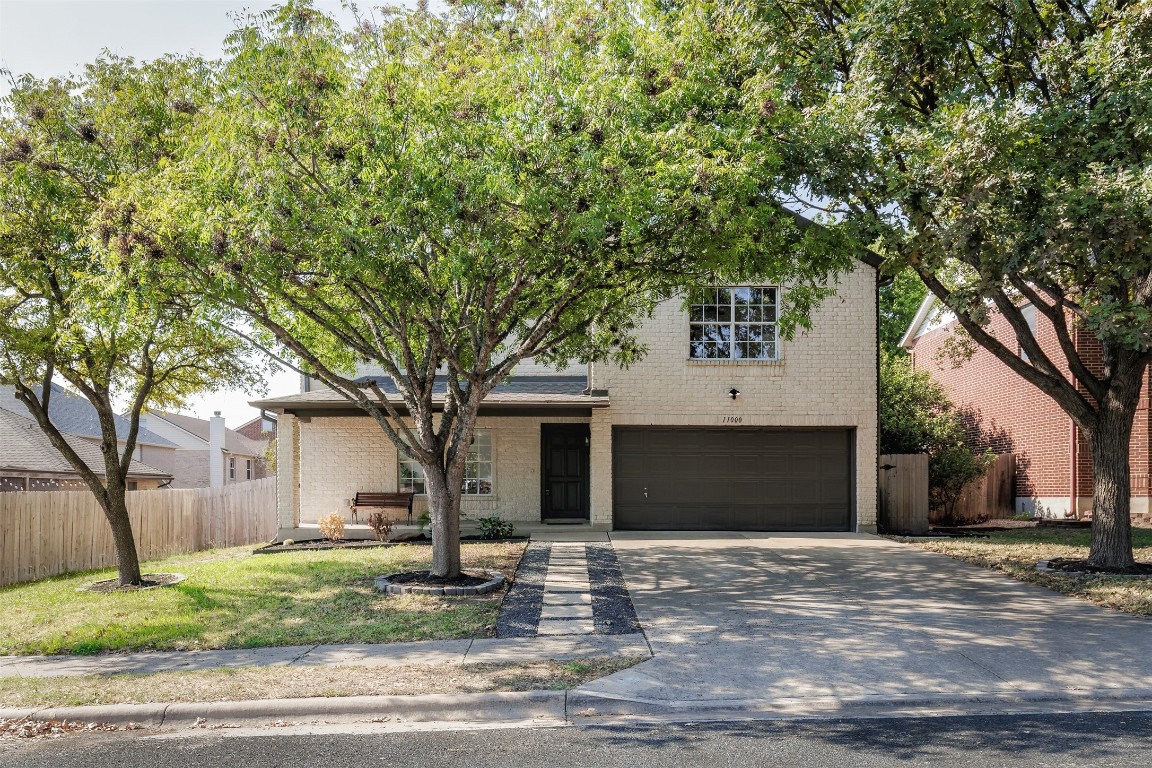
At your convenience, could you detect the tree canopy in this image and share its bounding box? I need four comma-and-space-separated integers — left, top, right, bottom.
148, 0, 858, 577
729, 0, 1152, 567
0, 57, 259, 585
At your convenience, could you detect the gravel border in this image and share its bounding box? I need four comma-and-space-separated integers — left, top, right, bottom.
586, 543, 642, 635
496, 542, 551, 637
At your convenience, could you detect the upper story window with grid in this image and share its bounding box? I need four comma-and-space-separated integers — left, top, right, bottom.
689, 287, 779, 360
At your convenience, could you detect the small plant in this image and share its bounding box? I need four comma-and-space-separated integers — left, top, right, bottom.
281, 539, 295, 547
476, 514, 515, 540
318, 512, 346, 542
417, 510, 431, 534
367, 512, 393, 542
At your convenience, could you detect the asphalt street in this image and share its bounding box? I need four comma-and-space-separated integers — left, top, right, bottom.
4, 712, 1152, 767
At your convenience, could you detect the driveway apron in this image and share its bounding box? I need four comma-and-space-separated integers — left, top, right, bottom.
578, 533, 1152, 706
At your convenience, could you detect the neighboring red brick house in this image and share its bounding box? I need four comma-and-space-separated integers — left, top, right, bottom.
901, 296, 1152, 521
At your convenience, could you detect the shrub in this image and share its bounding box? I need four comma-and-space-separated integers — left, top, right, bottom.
476, 514, 515, 540
367, 512, 393, 542
318, 512, 346, 542
930, 445, 997, 525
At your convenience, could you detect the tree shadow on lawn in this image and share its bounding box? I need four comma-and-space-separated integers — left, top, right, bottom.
1, 543, 522, 655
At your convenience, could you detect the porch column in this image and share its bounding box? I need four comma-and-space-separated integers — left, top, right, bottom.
589, 410, 613, 530
277, 413, 300, 537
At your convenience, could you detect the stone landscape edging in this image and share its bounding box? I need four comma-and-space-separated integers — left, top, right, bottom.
375, 569, 505, 596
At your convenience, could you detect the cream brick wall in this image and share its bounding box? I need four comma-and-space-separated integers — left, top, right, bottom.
295, 414, 590, 525
591, 264, 879, 530
275, 263, 878, 532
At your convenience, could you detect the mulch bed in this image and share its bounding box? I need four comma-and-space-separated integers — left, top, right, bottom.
385, 570, 491, 588
586, 543, 643, 635
254, 539, 394, 555
497, 542, 551, 638
394, 535, 530, 545
1043, 558, 1152, 576
79, 573, 185, 593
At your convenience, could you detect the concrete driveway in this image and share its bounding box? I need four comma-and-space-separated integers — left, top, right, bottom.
576, 533, 1152, 715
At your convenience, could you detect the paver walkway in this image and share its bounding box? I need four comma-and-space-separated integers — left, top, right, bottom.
538, 543, 595, 635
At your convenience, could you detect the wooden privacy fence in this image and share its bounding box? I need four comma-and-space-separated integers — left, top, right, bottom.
0, 477, 277, 587
879, 453, 930, 535
937, 453, 1016, 525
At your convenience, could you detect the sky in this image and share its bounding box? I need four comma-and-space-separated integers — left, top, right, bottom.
0, 0, 420, 428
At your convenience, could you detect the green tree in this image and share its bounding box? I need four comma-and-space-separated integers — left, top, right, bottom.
0, 58, 258, 586
733, 0, 1152, 567
157, 1, 851, 577
880, 269, 927, 357
880, 352, 992, 524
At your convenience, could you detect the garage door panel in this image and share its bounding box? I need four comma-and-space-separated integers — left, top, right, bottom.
613, 428, 852, 531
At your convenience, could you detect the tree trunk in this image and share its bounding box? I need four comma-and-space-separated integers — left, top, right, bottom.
103, 481, 144, 586
1086, 400, 1137, 569
425, 467, 462, 579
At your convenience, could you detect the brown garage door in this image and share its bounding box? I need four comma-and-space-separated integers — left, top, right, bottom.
612, 428, 853, 531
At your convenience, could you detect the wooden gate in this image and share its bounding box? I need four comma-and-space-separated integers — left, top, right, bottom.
878, 453, 929, 535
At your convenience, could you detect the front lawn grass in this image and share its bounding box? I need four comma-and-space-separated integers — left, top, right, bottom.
0, 542, 525, 656
903, 525, 1152, 616
0, 657, 645, 709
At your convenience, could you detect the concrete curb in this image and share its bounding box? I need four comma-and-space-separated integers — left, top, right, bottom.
6, 686, 1152, 733
0, 691, 567, 729
567, 687, 1152, 723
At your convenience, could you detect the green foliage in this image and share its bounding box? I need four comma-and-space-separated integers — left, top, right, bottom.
930, 445, 997, 525
880, 352, 993, 519
879, 269, 927, 357
475, 514, 516, 540
728, 0, 1152, 563
0, 56, 261, 584
149, 0, 855, 576
879, 352, 960, 456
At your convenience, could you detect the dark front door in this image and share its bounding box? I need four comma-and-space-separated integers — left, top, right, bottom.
541, 424, 590, 521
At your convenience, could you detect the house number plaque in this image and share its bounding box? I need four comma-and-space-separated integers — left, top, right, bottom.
722, 415, 743, 424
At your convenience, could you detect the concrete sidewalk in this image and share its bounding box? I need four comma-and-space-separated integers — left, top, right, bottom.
0, 634, 652, 679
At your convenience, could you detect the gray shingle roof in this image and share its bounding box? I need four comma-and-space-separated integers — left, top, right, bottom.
0, 384, 177, 448
0, 407, 171, 478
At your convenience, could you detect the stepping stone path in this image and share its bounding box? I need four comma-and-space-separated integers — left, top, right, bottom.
538, 543, 596, 635
496, 541, 642, 638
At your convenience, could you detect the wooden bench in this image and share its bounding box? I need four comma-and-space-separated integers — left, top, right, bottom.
350, 492, 415, 525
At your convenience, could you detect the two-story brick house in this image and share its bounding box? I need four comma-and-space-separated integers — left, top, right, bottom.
253, 263, 879, 537
901, 295, 1152, 521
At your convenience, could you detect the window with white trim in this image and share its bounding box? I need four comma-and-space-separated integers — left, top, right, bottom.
228, 457, 236, 480
689, 287, 779, 360
398, 429, 493, 496
245, 459, 254, 480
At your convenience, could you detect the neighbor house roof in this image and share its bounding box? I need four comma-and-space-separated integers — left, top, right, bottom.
250, 375, 610, 414
0, 407, 171, 479
899, 294, 957, 350
0, 384, 177, 448
145, 410, 267, 456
